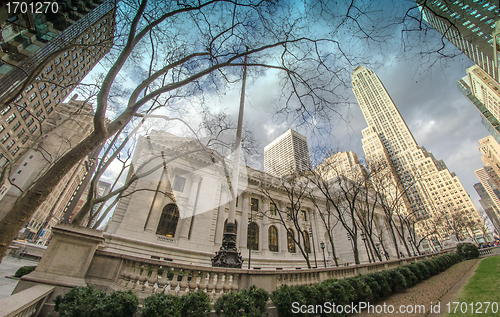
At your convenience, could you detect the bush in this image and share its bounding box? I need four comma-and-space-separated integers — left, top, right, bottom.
457, 243, 480, 260
53, 286, 138, 317
345, 276, 372, 303
14, 265, 36, 278
396, 266, 418, 288
368, 272, 392, 298
214, 287, 268, 317
359, 275, 381, 300
271, 285, 303, 317
386, 269, 407, 292
408, 263, 424, 282
180, 290, 211, 317
141, 293, 182, 317
415, 262, 430, 280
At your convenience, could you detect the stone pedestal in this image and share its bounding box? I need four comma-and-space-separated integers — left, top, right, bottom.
16, 224, 104, 289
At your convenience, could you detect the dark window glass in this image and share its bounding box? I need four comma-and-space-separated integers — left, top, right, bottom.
287, 229, 296, 253
156, 204, 179, 237
247, 222, 259, 250
269, 226, 278, 252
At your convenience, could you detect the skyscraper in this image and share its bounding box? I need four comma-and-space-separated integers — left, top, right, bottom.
264, 129, 311, 178
416, 0, 500, 81
352, 65, 483, 242
0, 0, 115, 171
316, 151, 367, 182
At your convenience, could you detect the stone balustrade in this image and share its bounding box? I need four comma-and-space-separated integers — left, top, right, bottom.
84, 249, 441, 301
478, 245, 500, 257
0, 284, 54, 317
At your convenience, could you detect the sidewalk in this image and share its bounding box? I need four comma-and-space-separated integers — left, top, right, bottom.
0, 255, 39, 299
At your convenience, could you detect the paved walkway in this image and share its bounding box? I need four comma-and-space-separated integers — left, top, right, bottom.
0, 256, 39, 299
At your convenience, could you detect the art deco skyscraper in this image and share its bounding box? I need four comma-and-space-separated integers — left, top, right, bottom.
352, 66, 483, 242
264, 129, 311, 178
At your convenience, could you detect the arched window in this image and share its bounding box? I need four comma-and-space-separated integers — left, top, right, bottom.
156, 204, 179, 237
268, 225, 278, 252
287, 229, 296, 253
247, 222, 259, 250
303, 231, 311, 253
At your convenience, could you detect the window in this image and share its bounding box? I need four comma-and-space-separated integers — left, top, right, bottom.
33, 100, 40, 109
12, 121, 20, 131
0, 125, 4, 133
247, 222, 259, 250
26, 118, 34, 127
0, 105, 11, 116
17, 128, 25, 138
25, 84, 34, 92
6, 113, 16, 124
301, 210, 307, 222
30, 125, 37, 133
64, 60, 70, 67
173, 175, 186, 192
303, 231, 311, 253
1, 133, 10, 144
5, 140, 15, 150
269, 226, 278, 252
50, 84, 56, 91
11, 146, 19, 156
156, 204, 180, 237
287, 229, 296, 253
270, 202, 277, 216
251, 198, 259, 212
72, 53, 77, 60
47, 107, 53, 114
45, 65, 52, 74
41, 92, 48, 100
55, 57, 61, 65
21, 136, 28, 144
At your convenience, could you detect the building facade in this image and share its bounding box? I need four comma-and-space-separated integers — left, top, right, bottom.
417, 0, 500, 81
316, 151, 367, 182
264, 129, 311, 178
0, 0, 115, 171
0, 99, 96, 244
103, 131, 402, 268
352, 65, 484, 244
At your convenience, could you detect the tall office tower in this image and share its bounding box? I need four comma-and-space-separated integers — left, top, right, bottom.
0, 99, 96, 243
0, 0, 115, 171
478, 135, 500, 174
474, 166, 500, 233
416, 0, 500, 81
352, 65, 483, 242
457, 73, 500, 144
316, 151, 367, 182
264, 129, 311, 178
474, 182, 500, 234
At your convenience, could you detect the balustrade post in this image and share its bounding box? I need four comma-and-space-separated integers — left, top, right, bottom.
169, 268, 180, 295
179, 270, 190, 296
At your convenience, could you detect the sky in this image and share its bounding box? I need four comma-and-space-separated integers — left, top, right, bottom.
83, 0, 494, 224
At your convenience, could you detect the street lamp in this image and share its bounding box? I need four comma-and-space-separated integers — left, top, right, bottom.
361, 233, 372, 263
309, 226, 318, 268
320, 242, 326, 268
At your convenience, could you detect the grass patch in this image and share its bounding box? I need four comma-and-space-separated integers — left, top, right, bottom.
448, 256, 500, 316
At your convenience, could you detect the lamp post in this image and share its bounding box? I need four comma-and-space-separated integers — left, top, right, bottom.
248, 214, 252, 269
309, 227, 318, 268
212, 51, 248, 268
320, 242, 326, 268
361, 233, 372, 263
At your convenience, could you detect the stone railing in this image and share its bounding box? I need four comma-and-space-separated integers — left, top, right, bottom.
478, 245, 500, 257
85, 249, 440, 300
0, 284, 54, 317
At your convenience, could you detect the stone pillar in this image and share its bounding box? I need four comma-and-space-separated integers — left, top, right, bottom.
261, 197, 270, 251
214, 184, 228, 245
278, 201, 288, 253
179, 174, 202, 239
144, 179, 170, 233
16, 224, 104, 288
239, 193, 250, 248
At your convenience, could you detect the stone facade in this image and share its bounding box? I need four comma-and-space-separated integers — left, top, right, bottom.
103, 131, 403, 269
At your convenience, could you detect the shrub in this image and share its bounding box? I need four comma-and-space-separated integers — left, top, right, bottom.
215, 287, 268, 317
386, 269, 407, 292
271, 285, 303, 317
408, 263, 424, 282
396, 266, 418, 288
359, 275, 381, 300
423, 260, 438, 275
14, 266, 36, 278
53, 286, 138, 317
345, 276, 372, 303
180, 290, 211, 317
415, 262, 430, 280
368, 272, 392, 298
141, 292, 182, 317
457, 243, 479, 260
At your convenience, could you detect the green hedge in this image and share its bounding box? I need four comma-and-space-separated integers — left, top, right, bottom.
214, 286, 268, 317
457, 243, 479, 260
271, 254, 462, 317
14, 265, 36, 278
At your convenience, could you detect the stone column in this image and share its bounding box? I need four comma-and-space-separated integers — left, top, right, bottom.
214, 184, 229, 245
179, 174, 202, 239
239, 193, 250, 248
144, 179, 170, 233
261, 197, 270, 251
278, 201, 288, 253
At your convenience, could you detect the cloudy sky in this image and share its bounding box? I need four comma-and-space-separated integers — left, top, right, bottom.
86, 1, 492, 218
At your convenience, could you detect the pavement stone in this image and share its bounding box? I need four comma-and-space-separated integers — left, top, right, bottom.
0, 255, 39, 299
